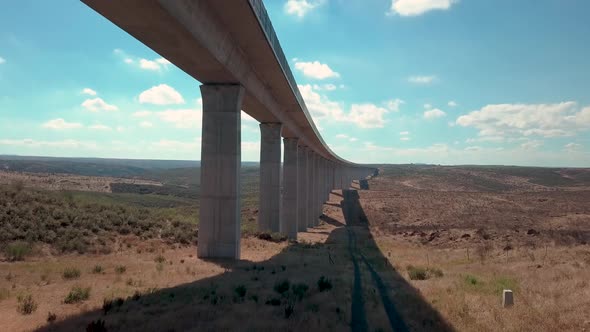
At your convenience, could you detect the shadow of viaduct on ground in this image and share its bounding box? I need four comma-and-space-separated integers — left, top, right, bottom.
38, 182, 455, 332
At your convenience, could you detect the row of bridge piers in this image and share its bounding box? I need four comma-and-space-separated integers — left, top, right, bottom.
197, 84, 375, 259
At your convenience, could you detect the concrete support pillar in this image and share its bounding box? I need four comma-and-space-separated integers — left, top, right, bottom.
197, 84, 244, 259
281, 138, 298, 239
314, 154, 320, 224
258, 123, 282, 233
297, 146, 308, 232
307, 150, 314, 228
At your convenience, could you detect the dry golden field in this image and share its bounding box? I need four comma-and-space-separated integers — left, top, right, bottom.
1, 164, 589, 331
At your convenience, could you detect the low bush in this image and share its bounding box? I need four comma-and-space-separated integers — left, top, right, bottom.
234, 285, 247, 298
91, 265, 104, 274
4, 241, 32, 261
318, 276, 333, 292
17, 294, 37, 315
407, 265, 444, 280
274, 279, 290, 294
64, 286, 91, 304
114, 265, 126, 274
62, 267, 81, 280
292, 283, 309, 301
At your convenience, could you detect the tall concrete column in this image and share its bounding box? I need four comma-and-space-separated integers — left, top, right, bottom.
297, 146, 308, 232
258, 123, 282, 233
281, 138, 299, 239
198, 84, 244, 259
313, 153, 320, 225
307, 150, 315, 228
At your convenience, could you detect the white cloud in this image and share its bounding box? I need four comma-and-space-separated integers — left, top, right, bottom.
424, 103, 432, 109
456, 102, 590, 139
565, 143, 582, 152
89, 124, 111, 131
408, 75, 437, 84
298, 84, 390, 129
521, 140, 543, 150
448, 101, 458, 107
0, 138, 97, 149
349, 137, 358, 142
139, 121, 154, 128
116, 126, 125, 133
284, 0, 323, 17
124, 58, 133, 64
132, 111, 152, 118
81, 97, 118, 112
139, 84, 185, 105
313, 84, 337, 91
464, 146, 482, 151
82, 88, 97, 96
336, 134, 349, 139
157, 109, 201, 128
386, 99, 404, 112
424, 108, 446, 119
294, 61, 339, 80
348, 104, 389, 128
400, 131, 410, 135
388, 0, 457, 16
400, 137, 410, 141
0, 56, 5, 64
139, 59, 160, 70
41, 118, 83, 130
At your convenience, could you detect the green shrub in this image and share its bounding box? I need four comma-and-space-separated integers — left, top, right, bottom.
17, 294, 37, 315
62, 267, 81, 280
64, 286, 91, 304
154, 255, 166, 264
407, 265, 428, 280
292, 283, 309, 301
91, 265, 104, 274
274, 279, 290, 294
234, 285, 247, 298
318, 276, 333, 292
0, 287, 10, 301
4, 241, 32, 261
114, 265, 126, 274
465, 274, 479, 286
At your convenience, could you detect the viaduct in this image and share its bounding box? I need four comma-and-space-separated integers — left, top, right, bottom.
82, 0, 376, 259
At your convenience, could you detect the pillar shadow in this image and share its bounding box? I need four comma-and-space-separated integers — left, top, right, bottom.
37, 191, 455, 332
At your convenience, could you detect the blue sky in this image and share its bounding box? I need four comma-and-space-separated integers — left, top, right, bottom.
0, 0, 589, 166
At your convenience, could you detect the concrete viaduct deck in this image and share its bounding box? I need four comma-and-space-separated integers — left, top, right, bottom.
82, 0, 376, 259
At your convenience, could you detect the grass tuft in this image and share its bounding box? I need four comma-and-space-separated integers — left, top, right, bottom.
64, 286, 91, 304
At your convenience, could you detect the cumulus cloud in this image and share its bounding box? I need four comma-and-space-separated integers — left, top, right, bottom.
298, 84, 389, 128
82, 88, 97, 96
139, 121, 154, 128
81, 98, 118, 112
132, 111, 152, 118
400, 131, 410, 135
456, 102, 590, 139
313, 84, 338, 91
448, 101, 458, 107
520, 140, 543, 150
408, 75, 437, 84
424, 108, 446, 119
139, 84, 185, 105
0, 56, 5, 64
295, 61, 339, 80
157, 109, 201, 128
565, 143, 582, 152
284, 0, 323, 17
386, 99, 404, 112
89, 124, 111, 131
42, 118, 83, 130
0, 138, 97, 149
400, 137, 410, 141
388, 0, 457, 16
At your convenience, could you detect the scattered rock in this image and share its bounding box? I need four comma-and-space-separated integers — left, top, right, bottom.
461, 233, 471, 239
503, 244, 513, 251
527, 229, 539, 236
